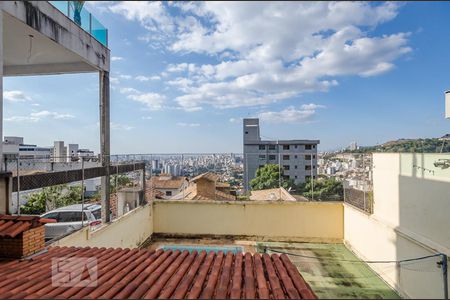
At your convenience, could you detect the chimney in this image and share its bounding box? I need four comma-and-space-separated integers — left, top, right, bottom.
0, 216, 53, 259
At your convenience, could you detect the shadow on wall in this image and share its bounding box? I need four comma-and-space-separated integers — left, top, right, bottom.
395, 153, 450, 298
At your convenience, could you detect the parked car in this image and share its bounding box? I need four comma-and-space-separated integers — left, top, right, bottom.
40, 204, 102, 240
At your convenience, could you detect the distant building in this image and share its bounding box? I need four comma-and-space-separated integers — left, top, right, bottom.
349, 142, 358, 151
249, 187, 298, 201
170, 172, 236, 201
149, 175, 188, 197
3, 136, 51, 160
243, 118, 320, 191
67, 144, 79, 162
53, 141, 66, 162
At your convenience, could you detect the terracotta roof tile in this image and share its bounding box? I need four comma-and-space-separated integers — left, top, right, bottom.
0, 246, 318, 299
0, 215, 54, 238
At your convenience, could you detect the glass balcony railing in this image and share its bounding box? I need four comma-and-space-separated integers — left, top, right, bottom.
49, 1, 108, 47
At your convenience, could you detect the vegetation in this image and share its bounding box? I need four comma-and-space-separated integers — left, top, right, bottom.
110, 175, 132, 193
349, 138, 450, 153
250, 164, 343, 201
295, 177, 343, 200
20, 184, 82, 215
249, 164, 296, 190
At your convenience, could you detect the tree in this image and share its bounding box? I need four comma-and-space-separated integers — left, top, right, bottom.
296, 177, 343, 201
110, 175, 132, 193
250, 164, 295, 190
20, 184, 82, 215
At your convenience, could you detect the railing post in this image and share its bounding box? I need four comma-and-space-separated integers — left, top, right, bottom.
81, 157, 85, 225
16, 157, 20, 215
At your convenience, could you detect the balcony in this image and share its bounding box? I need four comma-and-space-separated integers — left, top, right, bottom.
49, 1, 108, 47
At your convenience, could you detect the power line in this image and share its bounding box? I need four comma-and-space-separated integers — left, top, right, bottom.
265, 248, 443, 264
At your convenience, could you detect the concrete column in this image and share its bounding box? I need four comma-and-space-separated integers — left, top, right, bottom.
0, 172, 12, 215
100, 71, 110, 223
140, 167, 146, 205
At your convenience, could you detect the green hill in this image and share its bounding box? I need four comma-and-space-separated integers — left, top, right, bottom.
351, 137, 450, 153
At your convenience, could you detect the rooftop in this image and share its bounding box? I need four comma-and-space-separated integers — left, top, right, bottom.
150, 176, 187, 190
0, 246, 317, 299
0, 215, 54, 238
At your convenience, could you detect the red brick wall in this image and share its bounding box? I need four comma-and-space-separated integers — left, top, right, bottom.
0, 225, 45, 259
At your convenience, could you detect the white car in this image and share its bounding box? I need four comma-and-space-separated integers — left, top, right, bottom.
40, 204, 102, 240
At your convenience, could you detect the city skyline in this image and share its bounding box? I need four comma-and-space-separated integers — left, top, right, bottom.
4, 2, 450, 154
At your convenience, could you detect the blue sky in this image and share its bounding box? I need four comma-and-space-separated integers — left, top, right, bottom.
4, 2, 450, 154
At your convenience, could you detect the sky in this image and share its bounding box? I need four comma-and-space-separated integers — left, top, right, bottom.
4, 1, 450, 154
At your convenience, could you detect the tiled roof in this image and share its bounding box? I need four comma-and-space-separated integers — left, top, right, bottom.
0, 215, 55, 238
0, 246, 317, 299
150, 176, 187, 189
250, 187, 297, 202
191, 172, 219, 183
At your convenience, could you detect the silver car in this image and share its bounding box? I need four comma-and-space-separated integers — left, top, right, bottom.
40, 204, 102, 240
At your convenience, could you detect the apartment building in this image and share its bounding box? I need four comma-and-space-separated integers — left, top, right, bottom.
243, 118, 319, 190
3, 136, 51, 159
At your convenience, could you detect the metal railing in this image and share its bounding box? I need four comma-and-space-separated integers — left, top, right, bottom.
49, 1, 108, 47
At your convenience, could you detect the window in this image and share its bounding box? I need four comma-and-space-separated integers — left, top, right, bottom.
294, 155, 297, 159
283, 175, 290, 181
305, 155, 311, 160
295, 175, 298, 179
283, 165, 290, 170
283, 145, 290, 150
295, 145, 298, 149
313, 166, 316, 169
268, 145, 276, 150
269, 155, 276, 160
165, 191, 172, 196
305, 175, 311, 181
42, 212, 58, 221
259, 145, 266, 150
313, 155, 316, 159
91, 209, 101, 220
58, 212, 83, 222
245, 131, 248, 134
295, 165, 298, 169
259, 165, 264, 169
305, 145, 312, 150
259, 154, 266, 160
313, 145, 316, 149
283, 155, 290, 160
305, 165, 312, 171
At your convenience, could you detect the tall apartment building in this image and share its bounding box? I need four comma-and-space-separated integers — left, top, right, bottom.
53, 141, 67, 163
243, 118, 319, 191
67, 144, 79, 161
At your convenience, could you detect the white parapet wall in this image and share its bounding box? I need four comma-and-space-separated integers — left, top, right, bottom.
153, 200, 344, 243
52, 203, 153, 249
344, 153, 450, 299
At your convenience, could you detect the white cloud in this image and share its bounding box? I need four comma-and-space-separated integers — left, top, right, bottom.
111, 56, 124, 61
176, 122, 200, 127
5, 110, 74, 122
111, 122, 134, 130
118, 74, 132, 80
229, 117, 242, 124
142, 116, 153, 120
127, 92, 165, 111
120, 87, 140, 94
4, 90, 32, 102
258, 103, 325, 123
30, 111, 74, 120
135, 75, 161, 81
108, 2, 411, 110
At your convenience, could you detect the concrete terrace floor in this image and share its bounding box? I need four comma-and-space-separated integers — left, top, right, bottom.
147, 238, 400, 299
259, 242, 400, 299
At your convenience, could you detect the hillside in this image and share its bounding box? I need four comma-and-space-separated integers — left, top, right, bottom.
351, 137, 450, 153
